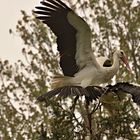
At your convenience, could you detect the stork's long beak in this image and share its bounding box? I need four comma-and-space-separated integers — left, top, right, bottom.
121, 55, 131, 71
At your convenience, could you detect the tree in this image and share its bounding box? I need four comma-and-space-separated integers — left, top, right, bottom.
0, 0, 140, 139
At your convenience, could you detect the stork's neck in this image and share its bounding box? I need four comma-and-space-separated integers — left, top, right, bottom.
110, 53, 120, 74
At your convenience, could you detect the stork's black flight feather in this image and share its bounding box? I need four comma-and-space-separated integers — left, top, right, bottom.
37, 85, 103, 104
37, 83, 140, 106
103, 59, 112, 67
107, 82, 140, 105
34, 0, 79, 76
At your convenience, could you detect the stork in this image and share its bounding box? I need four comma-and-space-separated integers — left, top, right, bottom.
34, 0, 140, 106
34, 0, 130, 88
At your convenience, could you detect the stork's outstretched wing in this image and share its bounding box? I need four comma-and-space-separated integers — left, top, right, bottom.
34, 0, 99, 76
37, 86, 102, 102
107, 82, 140, 105
37, 82, 140, 106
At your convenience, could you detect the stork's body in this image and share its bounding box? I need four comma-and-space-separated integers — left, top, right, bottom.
74, 51, 121, 87
34, 0, 130, 89
54, 50, 123, 88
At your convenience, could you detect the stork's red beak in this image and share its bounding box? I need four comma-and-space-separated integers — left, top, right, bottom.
121, 55, 131, 71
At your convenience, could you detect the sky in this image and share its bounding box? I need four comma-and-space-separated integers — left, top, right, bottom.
0, 0, 40, 63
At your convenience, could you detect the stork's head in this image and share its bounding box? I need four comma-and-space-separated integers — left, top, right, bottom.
116, 50, 131, 71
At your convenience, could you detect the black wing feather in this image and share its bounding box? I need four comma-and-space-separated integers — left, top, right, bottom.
86, 86, 103, 100
37, 82, 140, 106
103, 59, 112, 67
108, 82, 140, 105
34, 0, 79, 76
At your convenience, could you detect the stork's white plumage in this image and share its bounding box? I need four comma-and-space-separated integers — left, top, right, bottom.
34, 0, 130, 88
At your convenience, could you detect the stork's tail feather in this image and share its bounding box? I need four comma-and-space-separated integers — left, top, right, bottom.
51, 75, 73, 89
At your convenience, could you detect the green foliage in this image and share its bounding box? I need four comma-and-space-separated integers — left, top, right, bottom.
0, 10, 59, 139
0, 0, 140, 139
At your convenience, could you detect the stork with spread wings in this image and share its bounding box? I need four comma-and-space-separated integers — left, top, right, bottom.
34, 0, 140, 105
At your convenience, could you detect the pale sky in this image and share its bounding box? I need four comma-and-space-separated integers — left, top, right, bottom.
0, 0, 40, 63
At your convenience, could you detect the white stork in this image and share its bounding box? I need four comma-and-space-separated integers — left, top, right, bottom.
34, 0, 130, 89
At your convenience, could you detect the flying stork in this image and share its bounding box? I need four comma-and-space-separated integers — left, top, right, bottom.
34, 0, 130, 88
33, 0, 140, 106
